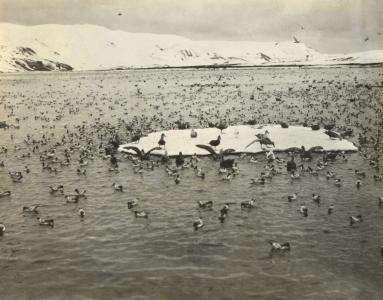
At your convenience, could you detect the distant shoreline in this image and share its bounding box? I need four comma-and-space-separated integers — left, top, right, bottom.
0, 62, 382, 75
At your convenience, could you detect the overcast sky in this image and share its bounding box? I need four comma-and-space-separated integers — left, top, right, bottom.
0, 0, 382, 53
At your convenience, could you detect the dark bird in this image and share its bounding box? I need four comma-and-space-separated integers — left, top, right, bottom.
311, 124, 320, 131
293, 36, 300, 43
122, 146, 161, 160
324, 124, 335, 130
323, 152, 338, 161
197, 200, 213, 209
130, 131, 142, 143
0, 224, 5, 236
364, 37, 369, 42
190, 128, 197, 138
280, 122, 289, 128
175, 152, 185, 167
158, 133, 166, 148
209, 135, 221, 149
325, 130, 341, 139
196, 145, 235, 169
286, 156, 297, 173
216, 121, 228, 133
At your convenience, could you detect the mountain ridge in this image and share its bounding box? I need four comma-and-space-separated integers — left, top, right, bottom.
0, 23, 382, 72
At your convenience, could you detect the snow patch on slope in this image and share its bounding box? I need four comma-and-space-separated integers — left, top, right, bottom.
0, 23, 382, 72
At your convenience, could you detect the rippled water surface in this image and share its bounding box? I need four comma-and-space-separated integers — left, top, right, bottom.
0, 67, 382, 300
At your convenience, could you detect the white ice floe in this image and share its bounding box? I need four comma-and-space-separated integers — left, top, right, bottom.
118, 125, 357, 157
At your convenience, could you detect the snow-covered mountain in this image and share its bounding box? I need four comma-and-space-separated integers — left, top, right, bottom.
0, 23, 382, 72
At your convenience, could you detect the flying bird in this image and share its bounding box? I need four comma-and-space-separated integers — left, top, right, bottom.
293, 36, 300, 43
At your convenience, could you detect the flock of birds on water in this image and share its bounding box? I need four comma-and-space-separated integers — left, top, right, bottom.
0, 67, 382, 256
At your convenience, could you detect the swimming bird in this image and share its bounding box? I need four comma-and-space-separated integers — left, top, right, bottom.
0, 224, 5, 236
38, 217, 54, 227
355, 170, 366, 177
127, 198, 139, 209
328, 204, 335, 214
196, 144, 235, 169
220, 204, 229, 215
355, 180, 362, 188
112, 183, 123, 192
222, 173, 233, 181
23, 204, 40, 214
175, 152, 185, 168
218, 211, 227, 223
174, 174, 181, 184
287, 193, 297, 202
197, 200, 213, 209
241, 199, 256, 208
299, 205, 308, 217
378, 197, 383, 207
158, 133, 166, 148
312, 194, 320, 204
350, 215, 362, 226
49, 185, 64, 194
334, 178, 342, 187
78, 208, 85, 218
251, 177, 265, 185
193, 218, 204, 230
134, 210, 148, 218
0, 190, 11, 198
290, 172, 301, 179
373, 175, 383, 181
65, 195, 80, 203
269, 240, 291, 251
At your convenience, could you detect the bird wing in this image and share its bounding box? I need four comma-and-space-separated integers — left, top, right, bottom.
245, 139, 260, 149
308, 146, 324, 153
196, 144, 217, 156
256, 133, 265, 139
223, 148, 236, 155
146, 147, 162, 155
121, 146, 142, 157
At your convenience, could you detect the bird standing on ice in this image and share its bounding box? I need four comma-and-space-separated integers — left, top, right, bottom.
158, 133, 166, 148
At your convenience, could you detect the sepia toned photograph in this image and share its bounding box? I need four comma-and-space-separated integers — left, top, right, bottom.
0, 0, 382, 299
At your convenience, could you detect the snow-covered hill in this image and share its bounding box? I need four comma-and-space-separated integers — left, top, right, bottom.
0, 23, 382, 72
